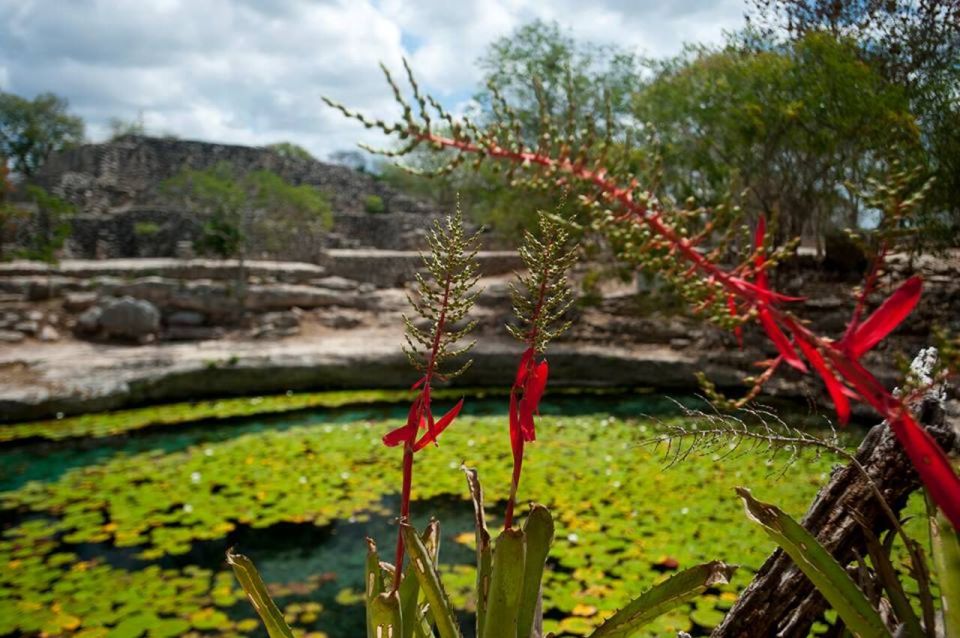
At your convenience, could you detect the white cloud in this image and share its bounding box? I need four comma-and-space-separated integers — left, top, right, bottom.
0, 0, 745, 159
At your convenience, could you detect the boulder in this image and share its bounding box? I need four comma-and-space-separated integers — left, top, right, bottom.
312, 276, 360, 291
260, 311, 299, 330
75, 307, 103, 334
99, 297, 161, 340
38, 325, 61, 342
0, 329, 25, 343
64, 292, 98, 312
13, 320, 38, 335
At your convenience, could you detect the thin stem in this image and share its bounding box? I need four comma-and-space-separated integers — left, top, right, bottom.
504, 255, 551, 530
503, 434, 522, 530
391, 271, 453, 592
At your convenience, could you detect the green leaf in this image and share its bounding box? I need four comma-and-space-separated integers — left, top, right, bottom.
483, 528, 526, 638
225, 548, 294, 638
588, 561, 736, 638
365, 539, 385, 638
400, 521, 439, 638
736, 487, 890, 638
462, 465, 493, 638
400, 523, 462, 638
518, 504, 554, 638
859, 525, 923, 638
929, 496, 960, 638
370, 591, 403, 637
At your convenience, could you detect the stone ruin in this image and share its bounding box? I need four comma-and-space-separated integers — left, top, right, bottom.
22, 134, 452, 260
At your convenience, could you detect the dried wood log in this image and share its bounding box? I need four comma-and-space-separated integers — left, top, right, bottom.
712, 348, 958, 638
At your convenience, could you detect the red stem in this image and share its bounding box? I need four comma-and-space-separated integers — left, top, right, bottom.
504, 435, 523, 530
392, 271, 453, 591
504, 259, 551, 530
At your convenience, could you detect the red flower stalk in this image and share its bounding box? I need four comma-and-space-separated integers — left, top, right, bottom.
503, 213, 576, 529
382, 211, 480, 589
412, 132, 960, 530
326, 71, 960, 529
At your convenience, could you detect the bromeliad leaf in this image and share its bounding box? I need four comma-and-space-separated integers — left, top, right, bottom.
588, 561, 737, 638
226, 548, 295, 638
736, 487, 890, 638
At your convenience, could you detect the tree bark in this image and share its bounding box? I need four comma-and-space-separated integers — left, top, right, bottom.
712, 348, 958, 638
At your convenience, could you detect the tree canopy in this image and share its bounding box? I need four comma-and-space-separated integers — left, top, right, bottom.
632, 32, 921, 245
162, 162, 332, 261
0, 91, 85, 177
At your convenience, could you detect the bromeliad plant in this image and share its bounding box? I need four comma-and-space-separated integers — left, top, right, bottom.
228, 208, 739, 638
323, 62, 960, 533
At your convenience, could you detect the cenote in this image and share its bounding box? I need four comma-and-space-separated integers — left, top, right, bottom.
0, 390, 907, 637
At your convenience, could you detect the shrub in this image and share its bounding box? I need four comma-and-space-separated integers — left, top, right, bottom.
363, 194, 385, 214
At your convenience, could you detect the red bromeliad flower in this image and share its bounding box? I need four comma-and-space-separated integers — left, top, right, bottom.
501, 213, 575, 529
383, 378, 465, 451
504, 348, 549, 529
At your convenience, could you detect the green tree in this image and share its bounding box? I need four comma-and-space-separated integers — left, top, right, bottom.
266, 141, 315, 162
0, 91, 85, 176
631, 32, 921, 247
328, 149, 367, 171
744, 0, 960, 240
383, 20, 644, 239
163, 162, 332, 315
476, 19, 643, 142
108, 112, 146, 140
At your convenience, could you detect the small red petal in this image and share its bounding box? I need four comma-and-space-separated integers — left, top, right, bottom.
525, 360, 549, 412
758, 307, 807, 373
514, 348, 535, 386
413, 398, 464, 451
509, 389, 523, 459
754, 216, 766, 256
795, 337, 850, 424
842, 276, 922, 359
519, 397, 536, 441
383, 424, 415, 447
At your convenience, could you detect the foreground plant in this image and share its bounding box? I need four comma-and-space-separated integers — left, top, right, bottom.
384, 207, 480, 585
324, 64, 960, 531
229, 209, 737, 638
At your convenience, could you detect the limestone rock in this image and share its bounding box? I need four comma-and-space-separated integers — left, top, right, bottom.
0, 329, 25, 343
99, 297, 161, 340
38, 325, 60, 342
14, 320, 38, 335
75, 307, 103, 335
167, 310, 206, 327
64, 292, 98, 312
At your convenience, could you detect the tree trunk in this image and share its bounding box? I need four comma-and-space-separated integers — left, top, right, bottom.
712, 348, 958, 638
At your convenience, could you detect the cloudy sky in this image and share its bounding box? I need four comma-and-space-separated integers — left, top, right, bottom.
0, 0, 746, 160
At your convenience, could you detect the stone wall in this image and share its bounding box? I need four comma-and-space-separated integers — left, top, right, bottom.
23, 135, 450, 258
318, 249, 523, 287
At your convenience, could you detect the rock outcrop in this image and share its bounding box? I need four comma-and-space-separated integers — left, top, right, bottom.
23, 135, 447, 259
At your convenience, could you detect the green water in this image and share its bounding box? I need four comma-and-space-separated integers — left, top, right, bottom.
0, 392, 862, 637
